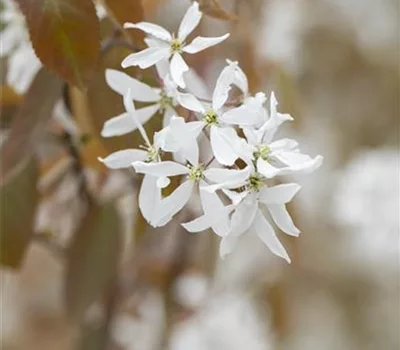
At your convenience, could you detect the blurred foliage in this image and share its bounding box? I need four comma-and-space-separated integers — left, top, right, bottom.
0, 156, 37, 268
66, 203, 121, 322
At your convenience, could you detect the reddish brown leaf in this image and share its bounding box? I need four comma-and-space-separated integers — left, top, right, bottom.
198, 0, 238, 21
0, 156, 38, 268
15, 0, 100, 88
1, 68, 63, 178
103, 0, 145, 43
65, 203, 121, 321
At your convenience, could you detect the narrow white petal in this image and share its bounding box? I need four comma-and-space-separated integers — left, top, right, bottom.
257, 158, 282, 179
155, 59, 170, 80
136, 104, 161, 125
185, 69, 210, 100
203, 166, 251, 186
209, 126, 240, 166
269, 138, 298, 151
121, 47, 170, 69
220, 104, 262, 126
274, 152, 323, 174
123, 89, 151, 146
200, 182, 230, 237
99, 149, 147, 169
183, 34, 230, 54
258, 183, 301, 204
153, 180, 194, 226
170, 53, 189, 88
230, 195, 258, 237
253, 209, 291, 263
219, 234, 239, 259
101, 104, 159, 138
162, 107, 176, 128
232, 62, 249, 95
124, 22, 172, 42
212, 62, 237, 111
177, 92, 205, 113
178, 1, 202, 41
139, 175, 162, 224
132, 161, 189, 177
267, 203, 300, 237
101, 112, 134, 137
105, 69, 160, 102
182, 214, 212, 233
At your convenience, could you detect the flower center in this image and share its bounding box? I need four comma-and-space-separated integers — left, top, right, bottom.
170, 38, 183, 53
253, 144, 271, 161
247, 173, 265, 192
140, 145, 159, 162
203, 110, 219, 126
159, 91, 173, 112
188, 164, 205, 182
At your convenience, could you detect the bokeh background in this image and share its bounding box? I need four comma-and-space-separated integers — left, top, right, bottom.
0, 0, 399, 349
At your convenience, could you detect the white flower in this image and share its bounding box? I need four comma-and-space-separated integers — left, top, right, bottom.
176, 62, 244, 166
202, 169, 301, 262
102, 69, 180, 137
121, 1, 229, 88
219, 182, 301, 262
219, 60, 268, 127
132, 151, 250, 228
0, 0, 41, 93
240, 92, 323, 179
99, 89, 169, 223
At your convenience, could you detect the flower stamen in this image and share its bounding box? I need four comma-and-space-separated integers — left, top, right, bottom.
188, 164, 205, 181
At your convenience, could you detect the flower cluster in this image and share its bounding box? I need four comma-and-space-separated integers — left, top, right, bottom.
99, 2, 323, 262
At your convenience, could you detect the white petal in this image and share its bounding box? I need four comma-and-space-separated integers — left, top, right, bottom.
253, 209, 290, 263
212, 62, 237, 111
162, 106, 176, 128
222, 189, 248, 205
219, 234, 239, 259
200, 183, 230, 237
182, 214, 212, 233
183, 34, 230, 54
220, 104, 262, 126
269, 138, 298, 151
105, 69, 160, 102
121, 47, 170, 69
258, 183, 301, 204
99, 149, 147, 169
209, 126, 240, 166
101, 112, 134, 137
185, 69, 210, 100
123, 89, 152, 146
139, 175, 162, 224
153, 180, 194, 226
267, 204, 300, 237
203, 166, 251, 188
124, 22, 172, 42
101, 105, 158, 138
230, 195, 258, 237
178, 1, 202, 41
155, 59, 170, 80
232, 62, 248, 95
274, 153, 323, 174
170, 53, 189, 88
256, 158, 282, 179
157, 177, 171, 189
132, 161, 189, 177
177, 92, 205, 113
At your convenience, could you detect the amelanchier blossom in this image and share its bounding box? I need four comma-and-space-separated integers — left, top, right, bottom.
99, 1, 323, 262
121, 1, 229, 88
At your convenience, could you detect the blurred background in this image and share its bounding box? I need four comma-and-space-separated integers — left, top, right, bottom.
0, 0, 399, 349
